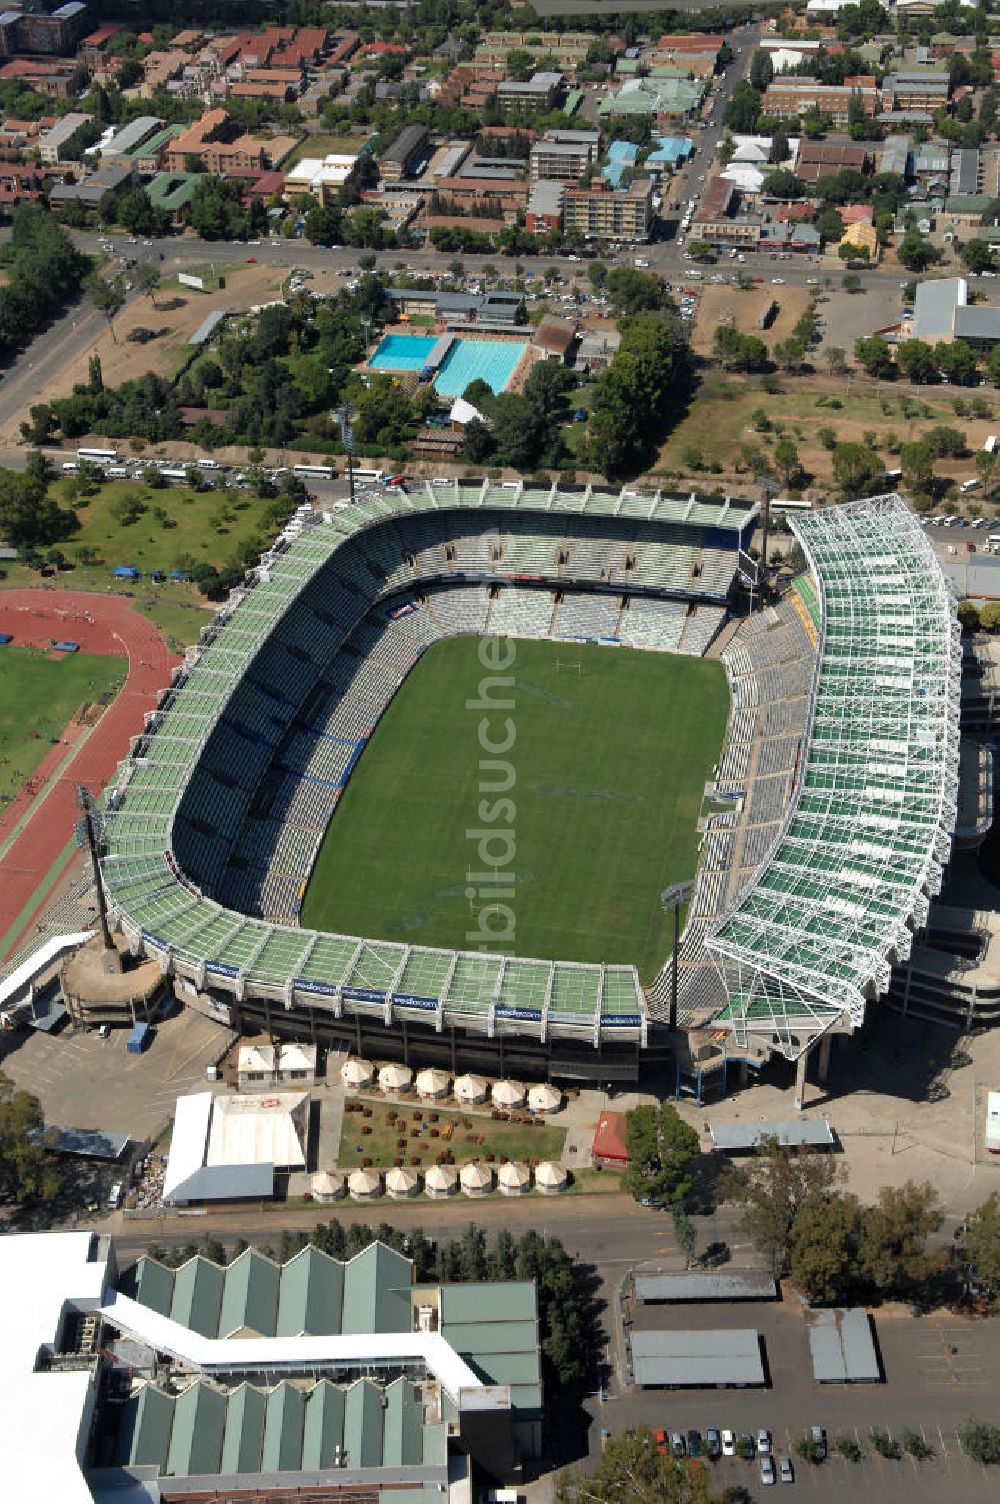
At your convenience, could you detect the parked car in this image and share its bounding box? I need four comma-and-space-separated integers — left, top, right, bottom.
760, 1455, 776, 1487
779, 1456, 794, 1483
721, 1429, 736, 1457
811, 1425, 827, 1459
705, 1428, 722, 1460
686, 1430, 702, 1458
670, 1433, 686, 1458
758, 1430, 772, 1456
652, 1428, 668, 1454
737, 1434, 755, 1461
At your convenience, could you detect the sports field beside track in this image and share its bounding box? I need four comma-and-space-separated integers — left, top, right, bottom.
0, 647, 125, 804
300, 638, 729, 980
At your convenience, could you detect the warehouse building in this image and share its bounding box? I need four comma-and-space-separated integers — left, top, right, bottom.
1, 1230, 543, 1503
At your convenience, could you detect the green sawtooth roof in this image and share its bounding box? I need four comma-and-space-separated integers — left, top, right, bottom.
221, 1382, 267, 1475
171, 1255, 224, 1338
344, 1379, 384, 1467
167, 1382, 226, 1477
118, 1385, 173, 1469
219, 1248, 280, 1337
262, 1382, 306, 1473
276, 1244, 344, 1337
342, 1241, 412, 1335
382, 1379, 425, 1467
126, 1255, 174, 1316
301, 1379, 346, 1471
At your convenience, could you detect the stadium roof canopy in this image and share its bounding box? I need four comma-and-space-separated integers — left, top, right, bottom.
707, 494, 960, 1057
100, 481, 755, 1049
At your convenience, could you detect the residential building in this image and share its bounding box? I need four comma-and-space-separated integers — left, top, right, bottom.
431, 173, 528, 218
525, 178, 565, 232
882, 70, 950, 111
0, 57, 75, 98
839, 219, 879, 261
563, 177, 654, 242
146, 171, 203, 223
534, 314, 577, 360
100, 115, 164, 160
163, 106, 230, 171
879, 133, 912, 178
496, 71, 564, 116
37, 111, 91, 164
762, 75, 877, 123
474, 29, 600, 68
379, 122, 430, 181
530, 128, 600, 181
79, 23, 118, 71
134, 123, 184, 173
951, 147, 980, 196
49, 161, 133, 206
794, 139, 870, 183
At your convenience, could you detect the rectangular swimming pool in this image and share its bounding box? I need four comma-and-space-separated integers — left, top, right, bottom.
368, 334, 436, 373
367, 333, 527, 396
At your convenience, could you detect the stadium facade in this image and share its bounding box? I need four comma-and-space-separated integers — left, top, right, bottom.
98, 483, 962, 1084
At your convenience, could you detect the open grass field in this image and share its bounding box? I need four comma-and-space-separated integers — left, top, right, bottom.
0, 646, 124, 803
339, 1096, 567, 1172
300, 637, 729, 980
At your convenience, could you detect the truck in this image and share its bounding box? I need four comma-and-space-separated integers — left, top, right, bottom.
987, 1091, 1000, 1153
126, 1021, 151, 1054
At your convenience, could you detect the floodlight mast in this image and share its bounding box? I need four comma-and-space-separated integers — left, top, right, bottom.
661, 879, 695, 1031
337, 402, 356, 506
77, 784, 112, 951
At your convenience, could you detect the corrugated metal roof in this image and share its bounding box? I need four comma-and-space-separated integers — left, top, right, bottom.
809, 1308, 880, 1382
440, 1281, 535, 1325
167, 1382, 225, 1476
631, 1328, 765, 1387
383, 1378, 425, 1466
708, 1119, 834, 1150
41, 1124, 128, 1160
277, 1245, 343, 1336
343, 1242, 412, 1335
301, 1379, 344, 1470
220, 1248, 280, 1337
441, 1319, 540, 1352
221, 1382, 266, 1474
124, 1385, 173, 1468
262, 1382, 305, 1472
171, 1256, 224, 1338
126, 1256, 174, 1317
344, 1379, 384, 1467
635, 1270, 777, 1302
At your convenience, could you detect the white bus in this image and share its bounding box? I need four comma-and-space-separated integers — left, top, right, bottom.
159, 468, 189, 484
987, 1090, 1000, 1153
196, 457, 221, 470
77, 446, 118, 464
293, 462, 336, 480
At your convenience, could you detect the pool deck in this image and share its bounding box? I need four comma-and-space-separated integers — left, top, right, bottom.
363, 321, 542, 396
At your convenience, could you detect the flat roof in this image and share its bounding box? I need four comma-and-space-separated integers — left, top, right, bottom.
188, 308, 229, 347
914, 275, 965, 338
808, 1308, 880, 1382
631, 1328, 765, 1387
635, 1270, 777, 1303
43, 1124, 129, 1160
708, 1119, 835, 1150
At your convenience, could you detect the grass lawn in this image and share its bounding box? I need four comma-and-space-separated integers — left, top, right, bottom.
300, 637, 729, 980
339, 1095, 567, 1172
0, 646, 124, 804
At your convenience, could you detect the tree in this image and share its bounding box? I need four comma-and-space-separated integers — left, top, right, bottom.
556, 1426, 717, 1504
0, 1069, 58, 1203
959, 1419, 1000, 1465
762, 168, 803, 199
714, 324, 768, 372
622, 1103, 700, 1207
788, 1191, 862, 1302
960, 238, 996, 274
957, 600, 981, 631
136, 260, 160, 306
898, 227, 935, 272
936, 340, 979, 385
749, 49, 773, 90
604, 266, 670, 316
671, 1205, 697, 1265
854, 335, 894, 377
982, 602, 1000, 633
724, 81, 761, 133
832, 441, 884, 496
858, 1180, 944, 1293
842, 272, 862, 294
774, 435, 800, 485
961, 1192, 1000, 1302
896, 338, 937, 384
86, 271, 126, 343
722, 1138, 840, 1275
899, 439, 936, 499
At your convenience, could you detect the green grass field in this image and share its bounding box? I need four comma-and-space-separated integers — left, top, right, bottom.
300, 638, 729, 980
339, 1097, 566, 1172
0, 647, 125, 804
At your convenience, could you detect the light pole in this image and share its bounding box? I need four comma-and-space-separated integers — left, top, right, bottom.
77, 784, 113, 953
661, 879, 694, 1032
336, 402, 356, 506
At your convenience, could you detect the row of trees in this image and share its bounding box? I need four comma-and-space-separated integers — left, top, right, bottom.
585, 311, 689, 476
0, 202, 88, 362
149, 1220, 594, 1392
855, 332, 989, 387
461, 359, 577, 472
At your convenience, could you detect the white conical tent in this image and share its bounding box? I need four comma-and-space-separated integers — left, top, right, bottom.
535, 1160, 568, 1193
415, 1067, 451, 1099
497, 1161, 530, 1195
454, 1073, 488, 1105
491, 1079, 525, 1109
310, 1170, 345, 1202
386, 1165, 420, 1198
378, 1063, 413, 1094
341, 1057, 373, 1090
347, 1167, 382, 1199
460, 1161, 494, 1196
527, 1083, 562, 1114
425, 1163, 459, 1196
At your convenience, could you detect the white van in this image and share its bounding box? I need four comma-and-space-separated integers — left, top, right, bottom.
960, 478, 982, 493
983, 435, 998, 454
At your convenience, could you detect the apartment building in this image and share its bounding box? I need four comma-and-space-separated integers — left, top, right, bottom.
380, 122, 430, 181
37, 110, 91, 164
762, 74, 878, 123
563, 177, 654, 242
882, 70, 950, 111
690, 175, 762, 246
495, 71, 564, 117
530, 128, 600, 181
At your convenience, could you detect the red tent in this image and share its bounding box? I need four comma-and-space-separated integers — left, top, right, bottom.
592, 1109, 629, 1167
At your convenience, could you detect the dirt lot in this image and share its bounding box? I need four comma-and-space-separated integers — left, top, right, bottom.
0, 1007, 231, 1138
691, 282, 812, 356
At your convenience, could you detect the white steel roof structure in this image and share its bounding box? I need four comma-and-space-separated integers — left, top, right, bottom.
707, 495, 960, 1055
99, 483, 754, 1051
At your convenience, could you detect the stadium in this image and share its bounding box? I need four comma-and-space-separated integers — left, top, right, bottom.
97, 482, 964, 1088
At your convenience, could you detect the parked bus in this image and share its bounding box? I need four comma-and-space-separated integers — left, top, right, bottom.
77, 446, 118, 464
293, 462, 336, 480
159, 468, 189, 484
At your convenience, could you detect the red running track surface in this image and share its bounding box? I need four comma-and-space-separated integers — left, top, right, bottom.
0, 591, 179, 959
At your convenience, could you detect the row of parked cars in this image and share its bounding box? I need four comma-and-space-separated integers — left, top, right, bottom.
651, 1424, 827, 1486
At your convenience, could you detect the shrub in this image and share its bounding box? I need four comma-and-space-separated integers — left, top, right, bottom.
901, 1429, 933, 1460
869, 1428, 901, 1459
959, 1420, 1000, 1465
794, 1436, 824, 1465
835, 1435, 863, 1462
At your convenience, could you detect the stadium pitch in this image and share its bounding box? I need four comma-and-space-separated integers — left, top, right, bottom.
300, 637, 728, 981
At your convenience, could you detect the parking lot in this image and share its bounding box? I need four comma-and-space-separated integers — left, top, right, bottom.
570, 1294, 1000, 1502
0, 1007, 230, 1139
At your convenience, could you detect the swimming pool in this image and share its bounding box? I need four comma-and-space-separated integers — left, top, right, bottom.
367, 333, 527, 396
434, 338, 526, 398
368, 334, 436, 373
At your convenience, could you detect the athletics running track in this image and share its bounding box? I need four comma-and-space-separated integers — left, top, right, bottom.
0, 591, 179, 960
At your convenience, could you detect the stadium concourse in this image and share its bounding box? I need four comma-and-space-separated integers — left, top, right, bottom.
94, 482, 962, 1088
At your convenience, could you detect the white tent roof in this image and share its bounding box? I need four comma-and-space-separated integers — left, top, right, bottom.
341, 1057, 373, 1086
207, 1092, 307, 1170
498, 1161, 530, 1188
348, 1167, 382, 1195
415, 1067, 450, 1095
386, 1165, 420, 1194
460, 1161, 493, 1189
527, 1083, 561, 1112
491, 1079, 525, 1107
379, 1063, 413, 1091
454, 1073, 488, 1101
449, 396, 487, 427
535, 1159, 568, 1187
310, 1170, 344, 1196
425, 1163, 459, 1190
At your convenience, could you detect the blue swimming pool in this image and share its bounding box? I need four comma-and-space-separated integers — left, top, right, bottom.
367, 333, 527, 396
434, 338, 526, 397
368, 334, 436, 373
